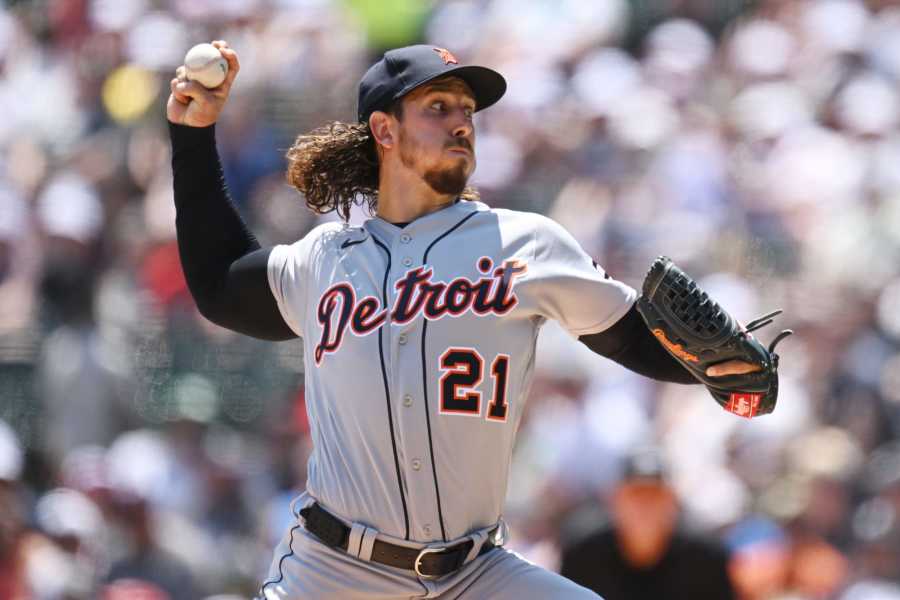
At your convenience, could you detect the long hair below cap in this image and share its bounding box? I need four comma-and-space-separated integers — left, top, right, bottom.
285, 114, 478, 220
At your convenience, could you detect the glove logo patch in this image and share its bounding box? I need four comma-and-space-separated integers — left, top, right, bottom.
726, 393, 761, 418
651, 328, 700, 363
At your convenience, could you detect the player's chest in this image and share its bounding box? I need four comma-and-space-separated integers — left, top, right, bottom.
309, 234, 531, 366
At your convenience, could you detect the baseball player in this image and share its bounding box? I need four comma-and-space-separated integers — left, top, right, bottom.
167, 41, 785, 599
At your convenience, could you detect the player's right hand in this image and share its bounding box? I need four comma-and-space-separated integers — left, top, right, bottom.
166, 40, 239, 128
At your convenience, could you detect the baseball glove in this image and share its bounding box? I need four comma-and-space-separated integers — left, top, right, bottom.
636, 256, 792, 418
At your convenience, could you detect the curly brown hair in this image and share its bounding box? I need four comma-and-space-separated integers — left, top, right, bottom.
285, 106, 479, 221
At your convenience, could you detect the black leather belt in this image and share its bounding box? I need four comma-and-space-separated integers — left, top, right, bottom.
299, 503, 499, 579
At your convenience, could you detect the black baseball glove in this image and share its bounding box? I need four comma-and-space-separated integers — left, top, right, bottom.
636, 256, 792, 418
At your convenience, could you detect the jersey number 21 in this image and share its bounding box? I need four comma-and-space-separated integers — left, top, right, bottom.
438, 347, 509, 422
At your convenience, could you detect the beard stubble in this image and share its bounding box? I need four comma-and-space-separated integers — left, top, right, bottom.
398, 127, 470, 196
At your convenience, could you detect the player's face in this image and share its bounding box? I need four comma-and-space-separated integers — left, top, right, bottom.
396, 78, 477, 196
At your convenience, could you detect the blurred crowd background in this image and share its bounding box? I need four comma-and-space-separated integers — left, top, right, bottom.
2, 0, 900, 598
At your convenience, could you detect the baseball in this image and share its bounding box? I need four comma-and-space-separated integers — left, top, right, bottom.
183, 43, 228, 89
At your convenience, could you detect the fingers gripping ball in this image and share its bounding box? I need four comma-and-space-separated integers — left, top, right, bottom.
636, 256, 793, 418
184, 43, 228, 89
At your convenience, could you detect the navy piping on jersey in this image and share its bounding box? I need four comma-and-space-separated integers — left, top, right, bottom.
420, 209, 481, 542
340, 238, 366, 249
371, 234, 411, 540
258, 521, 301, 597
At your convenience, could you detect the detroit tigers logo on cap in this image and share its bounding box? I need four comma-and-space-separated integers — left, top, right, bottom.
434, 47, 458, 65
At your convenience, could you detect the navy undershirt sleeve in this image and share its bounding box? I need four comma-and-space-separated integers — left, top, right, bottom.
579, 303, 698, 384
169, 121, 297, 341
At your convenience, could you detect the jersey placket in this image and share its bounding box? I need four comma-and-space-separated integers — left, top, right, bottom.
385, 226, 446, 542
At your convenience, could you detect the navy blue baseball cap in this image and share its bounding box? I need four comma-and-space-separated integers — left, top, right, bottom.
357, 45, 507, 124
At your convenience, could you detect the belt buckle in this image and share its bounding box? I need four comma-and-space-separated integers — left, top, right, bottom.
490, 520, 509, 547
414, 545, 451, 580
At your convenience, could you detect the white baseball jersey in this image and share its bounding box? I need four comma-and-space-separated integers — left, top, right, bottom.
267, 199, 635, 543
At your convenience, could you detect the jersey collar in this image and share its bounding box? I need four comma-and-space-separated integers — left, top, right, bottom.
365, 199, 486, 243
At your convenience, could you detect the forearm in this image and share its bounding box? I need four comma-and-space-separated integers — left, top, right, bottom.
169, 121, 295, 340
579, 303, 698, 384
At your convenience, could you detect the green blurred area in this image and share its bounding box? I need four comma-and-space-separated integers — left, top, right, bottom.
344, 0, 434, 51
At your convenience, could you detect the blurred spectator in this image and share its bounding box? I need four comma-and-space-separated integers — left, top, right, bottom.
560, 447, 734, 599
0, 419, 30, 599
100, 430, 196, 599
726, 517, 791, 600
29, 487, 105, 598
841, 580, 900, 600
102, 493, 195, 600
101, 578, 172, 600
790, 534, 849, 599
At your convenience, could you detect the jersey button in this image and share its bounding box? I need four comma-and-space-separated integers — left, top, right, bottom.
412, 459, 422, 470
398, 334, 408, 345
403, 394, 413, 407
402, 256, 413, 267
423, 525, 432, 536
400, 233, 412, 244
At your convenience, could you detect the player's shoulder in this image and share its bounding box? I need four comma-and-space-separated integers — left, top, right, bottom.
478, 205, 569, 236
482, 205, 555, 226
294, 221, 366, 249
305, 220, 354, 241
483, 206, 579, 250
274, 221, 367, 265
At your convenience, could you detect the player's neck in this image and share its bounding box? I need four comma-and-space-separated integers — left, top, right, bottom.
376, 166, 457, 224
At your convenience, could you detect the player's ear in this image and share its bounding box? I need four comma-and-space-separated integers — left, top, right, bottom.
369, 111, 395, 151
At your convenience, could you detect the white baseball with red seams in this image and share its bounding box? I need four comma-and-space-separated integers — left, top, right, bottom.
183, 43, 228, 89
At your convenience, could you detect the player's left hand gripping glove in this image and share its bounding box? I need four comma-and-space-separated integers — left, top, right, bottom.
636, 256, 793, 418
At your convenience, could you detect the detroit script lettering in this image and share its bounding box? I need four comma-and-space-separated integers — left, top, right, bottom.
314, 258, 527, 364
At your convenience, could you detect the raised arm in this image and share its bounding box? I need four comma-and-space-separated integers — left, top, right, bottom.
167, 41, 296, 341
